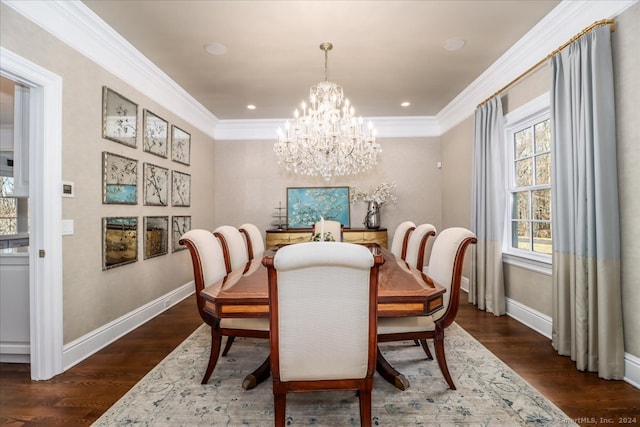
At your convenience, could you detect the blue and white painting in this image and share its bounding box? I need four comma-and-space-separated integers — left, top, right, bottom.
287, 187, 350, 228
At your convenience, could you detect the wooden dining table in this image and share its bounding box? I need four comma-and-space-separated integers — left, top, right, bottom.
200, 243, 445, 391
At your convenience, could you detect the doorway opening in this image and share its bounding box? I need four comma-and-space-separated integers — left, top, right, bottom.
1, 47, 63, 380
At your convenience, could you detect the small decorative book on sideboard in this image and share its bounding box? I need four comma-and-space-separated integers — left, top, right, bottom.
265, 228, 388, 249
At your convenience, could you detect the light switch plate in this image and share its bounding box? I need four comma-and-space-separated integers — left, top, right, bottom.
62, 219, 74, 236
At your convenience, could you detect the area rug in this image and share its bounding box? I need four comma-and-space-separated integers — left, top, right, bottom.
93, 323, 576, 426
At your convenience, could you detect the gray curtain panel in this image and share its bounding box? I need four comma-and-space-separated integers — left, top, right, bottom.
471, 97, 506, 316
550, 25, 624, 379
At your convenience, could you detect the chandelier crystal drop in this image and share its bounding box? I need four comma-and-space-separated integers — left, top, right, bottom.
274, 43, 381, 181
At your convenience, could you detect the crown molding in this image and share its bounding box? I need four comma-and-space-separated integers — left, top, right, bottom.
2, 0, 218, 139
215, 116, 440, 141
437, 0, 638, 133
4, 0, 636, 140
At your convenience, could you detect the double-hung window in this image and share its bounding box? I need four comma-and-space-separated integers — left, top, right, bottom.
503, 94, 552, 273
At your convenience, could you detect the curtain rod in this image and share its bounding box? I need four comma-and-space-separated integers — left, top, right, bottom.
477, 19, 615, 108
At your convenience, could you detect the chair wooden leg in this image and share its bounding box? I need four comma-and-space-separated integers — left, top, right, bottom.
202, 326, 223, 384
221, 335, 235, 356
273, 391, 287, 427
419, 339, 433, 360
433, 330, 456, 390
359, 386, 372, 427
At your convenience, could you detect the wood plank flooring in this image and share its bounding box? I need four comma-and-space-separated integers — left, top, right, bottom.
1, 292, 638, 426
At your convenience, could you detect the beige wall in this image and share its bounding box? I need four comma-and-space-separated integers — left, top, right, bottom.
1, 4, 216, 343
213, 136, 442, 252
440, 3, 640, 357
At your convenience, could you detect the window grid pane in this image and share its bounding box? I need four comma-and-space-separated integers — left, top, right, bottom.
512, 220, 531, 251
514, 128, 533, 159
534, 119, 551, 153
532, 189, 551, 221
515, 158, 533, 187
533, 222, 552, 254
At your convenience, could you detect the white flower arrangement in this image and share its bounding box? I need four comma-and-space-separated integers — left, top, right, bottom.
350, 182, 398, 205
310, 231, 336, 242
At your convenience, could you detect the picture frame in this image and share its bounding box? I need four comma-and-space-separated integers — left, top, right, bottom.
144, 216, 169, 259
286, 186, 350, 228
171, 125, 191, 165
102, 86, 138, 148
172, 215, 191, 252
143, 162, 168, 206
102, 151, 138, 204
172, 170, 191, 207
143, 109, 168, 158
102, 216, 138, 270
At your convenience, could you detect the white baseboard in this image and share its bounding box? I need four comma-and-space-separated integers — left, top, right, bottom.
623, 352, 640, 389
62, 282, 194, 371
505, 297, 552, 339
0, 343, 30, 363
462, 278, 639, 388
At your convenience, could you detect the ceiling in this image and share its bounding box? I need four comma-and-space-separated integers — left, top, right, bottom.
81, 1, 559, 121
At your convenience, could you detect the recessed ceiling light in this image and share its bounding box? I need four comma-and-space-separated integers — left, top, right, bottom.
401, 101, 411, 107
204, 42, 227, 55
444, 37, 466, 51
247, 104, 256, 110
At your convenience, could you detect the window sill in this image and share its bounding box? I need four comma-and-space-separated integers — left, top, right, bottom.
502, 252, 552, 276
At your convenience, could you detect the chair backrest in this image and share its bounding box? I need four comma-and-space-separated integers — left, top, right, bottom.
239, 223, 265, 260
266, 242, 381, 382
311, 220, 343, 241
213, 225, 249, 273
427, 227, 477, 327
179, 229, 228, 324
390, 221, 416, 259
404, 224, 437, 270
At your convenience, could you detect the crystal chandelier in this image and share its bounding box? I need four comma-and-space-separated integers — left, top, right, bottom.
274, 43, 381, 181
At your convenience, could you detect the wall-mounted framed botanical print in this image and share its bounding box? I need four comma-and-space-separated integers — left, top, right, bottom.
143, 109, 168, 158
144, 216, 168, 259
171, 215, 191, 252
102, 151, 138, 204
172, 170, 191, 207
143, 163, 168, 206
171, 125, 191, 165
102, 216, 138, 270
102, 86, 137, 148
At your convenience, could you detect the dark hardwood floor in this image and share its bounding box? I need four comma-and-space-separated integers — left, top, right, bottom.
1, 292, 638, 426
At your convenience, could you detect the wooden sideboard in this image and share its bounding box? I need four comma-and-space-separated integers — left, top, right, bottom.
265, 228, 388, 249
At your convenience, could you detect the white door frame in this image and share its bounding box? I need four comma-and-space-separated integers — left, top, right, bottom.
1, 47, 63, 380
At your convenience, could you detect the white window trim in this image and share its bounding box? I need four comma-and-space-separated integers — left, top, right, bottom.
502, 92, 552, 274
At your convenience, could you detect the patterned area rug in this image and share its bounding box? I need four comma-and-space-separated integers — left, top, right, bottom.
93, 323, 576, 426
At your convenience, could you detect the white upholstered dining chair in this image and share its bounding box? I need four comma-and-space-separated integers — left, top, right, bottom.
378, 227, 477, 390
179, 229, 269, 384
264, 242, 383, 426
390, 221, 416, 259
239, 223, 265, 260
404, 223, 437, 271
213, 225, 249, 273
